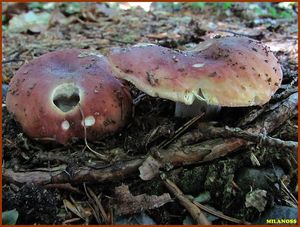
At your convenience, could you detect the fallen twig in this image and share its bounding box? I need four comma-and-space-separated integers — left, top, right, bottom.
2, 59, 25, 64
45, 183, 82, 194
192, 200, 250, 224
216, 29, 264, 40
161, 174, 210, 225
83, 184, 110, 224
3, 158, 144, 185
271, 88, 297, 102
248, 93, 298, 133
280, 180, 298, 206
224, 126, 297, 153
158, 113, 204, 149
177, 124, 297, 153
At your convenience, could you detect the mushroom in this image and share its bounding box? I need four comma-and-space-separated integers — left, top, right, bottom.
107, 37, 282, 118
6, 49, 132, 144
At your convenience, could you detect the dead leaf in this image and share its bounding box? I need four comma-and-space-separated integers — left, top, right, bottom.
63, 198, 93, 222
114, 184, 172, 215
63, 199, 84, 219
245, 189, 267, 212
139, 155, 162, 180
8, 11, 51, 33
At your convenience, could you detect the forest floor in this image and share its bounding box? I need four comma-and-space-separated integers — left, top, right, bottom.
2, 2, 298, 225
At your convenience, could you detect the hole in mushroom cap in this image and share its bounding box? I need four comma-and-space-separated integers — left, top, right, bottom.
52, 83, 80, 112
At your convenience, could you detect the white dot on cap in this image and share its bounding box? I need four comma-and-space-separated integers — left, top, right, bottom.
82, 116, 95, 127
192, 63, 205, 68
61, 120, 70, 130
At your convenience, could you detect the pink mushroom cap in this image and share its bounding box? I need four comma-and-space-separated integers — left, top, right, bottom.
107, 37, 282, 107
6, 49, 132, 144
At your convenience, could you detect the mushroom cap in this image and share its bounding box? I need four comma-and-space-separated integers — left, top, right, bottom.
6, 49, 132, 144
107, 37, 282, 106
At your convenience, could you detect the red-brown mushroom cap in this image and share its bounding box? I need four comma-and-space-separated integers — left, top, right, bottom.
6, 49, 132, 144
107, 37, 282, 106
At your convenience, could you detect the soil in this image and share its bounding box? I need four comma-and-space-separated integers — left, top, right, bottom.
2, 2, 298, 225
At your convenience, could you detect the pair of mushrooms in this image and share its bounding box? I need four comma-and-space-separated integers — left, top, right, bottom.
6, 37, 282, 144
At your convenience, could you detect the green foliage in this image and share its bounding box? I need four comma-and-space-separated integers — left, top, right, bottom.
251, 3, 294, 19
266, 4, 294, 19
222, 2, 233, 10
253, 5, 263, 15
268, 5, 278, 18
2, 14, 7, 30
190, 2, 206, 9
28, 2, 44, 9
189, 2, 233, 10
2, 14, 7, 24
188, 2, 294, 19
2, 209, 19, 225
28, 2, 55, 10
278, 11, 292, 19
65, 2, 81, 14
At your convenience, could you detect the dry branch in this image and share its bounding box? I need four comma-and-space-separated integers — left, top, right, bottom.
161, 174, 211, 225
3, 159, 144, 185
192, 200, 249, 224
177, 124, 297, 154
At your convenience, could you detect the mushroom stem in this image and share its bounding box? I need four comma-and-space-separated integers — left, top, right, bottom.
175, 99, 221, 119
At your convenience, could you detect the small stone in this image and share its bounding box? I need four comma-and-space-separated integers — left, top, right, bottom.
2, 84, 9, 103
235, 166, 284, 191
